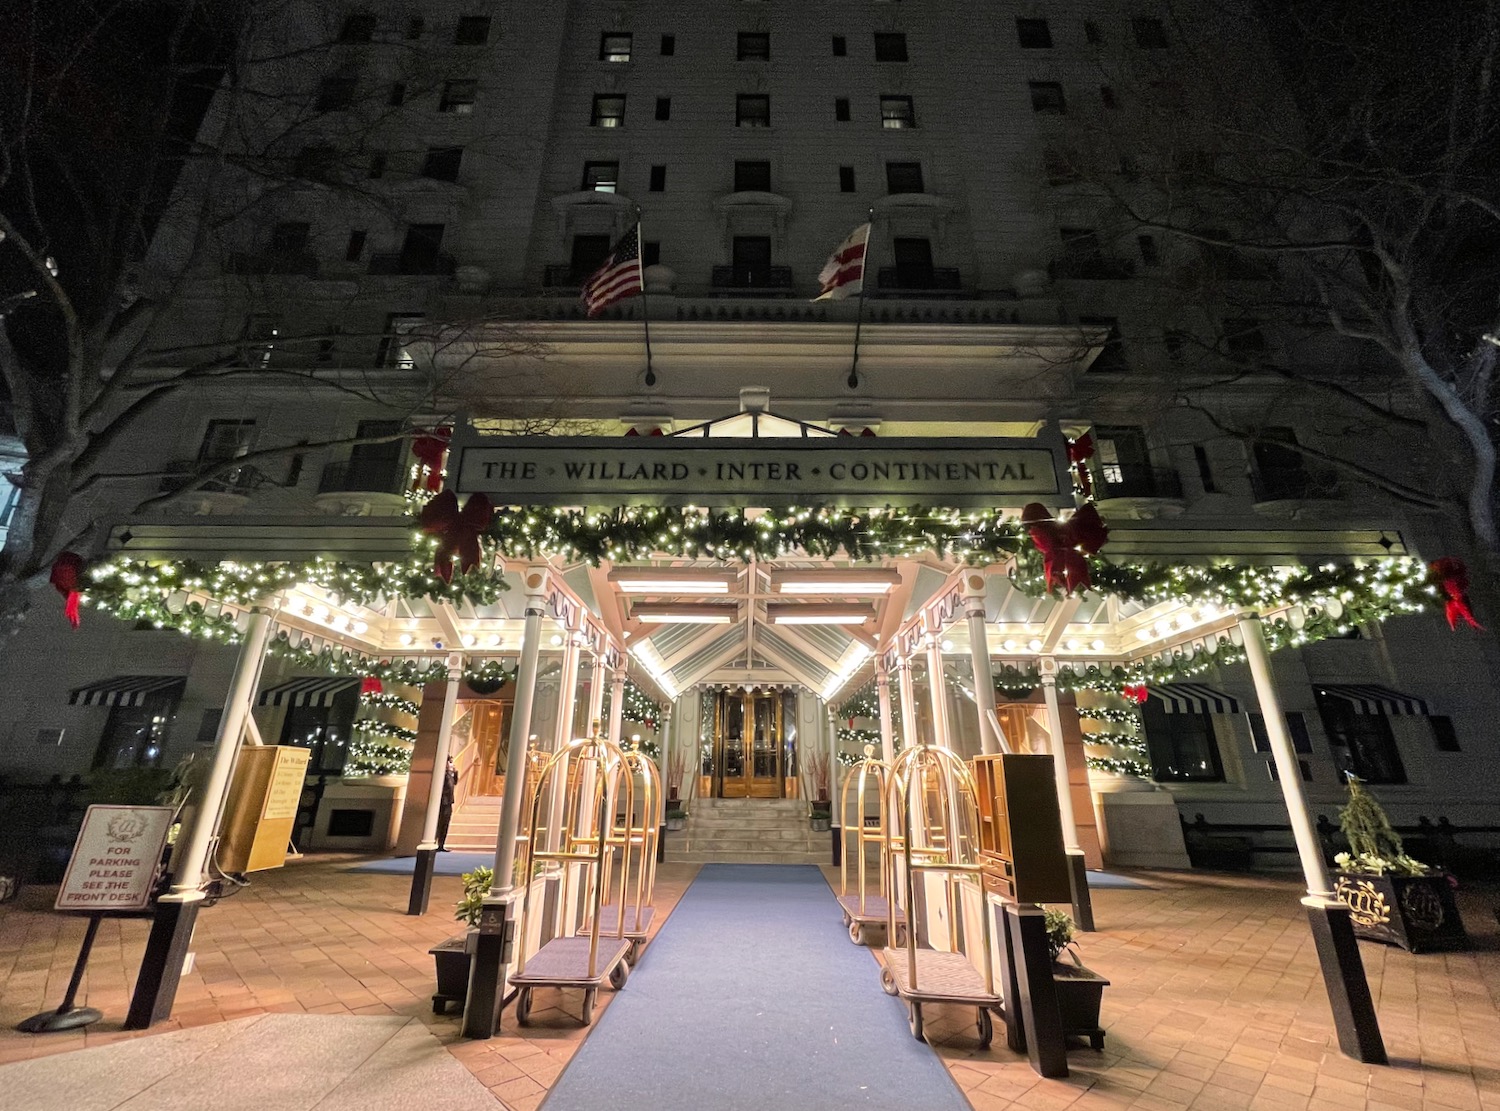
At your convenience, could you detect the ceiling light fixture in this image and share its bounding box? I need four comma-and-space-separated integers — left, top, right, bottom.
608, 568, 738, 594
633, 604, 737, 624
768, 569, 900, 595
766, 603, 874, 625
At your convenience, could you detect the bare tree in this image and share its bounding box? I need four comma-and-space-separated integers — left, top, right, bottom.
0, 0, 545, 625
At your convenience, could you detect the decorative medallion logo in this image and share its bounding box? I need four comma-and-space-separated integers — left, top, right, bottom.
106, 812, 148, 843
1399, 882, 1444, 931
1335, 877, 1391, 928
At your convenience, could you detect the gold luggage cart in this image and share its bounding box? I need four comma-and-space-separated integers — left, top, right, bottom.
835, 746, 906, 946
579, 743, 663, 964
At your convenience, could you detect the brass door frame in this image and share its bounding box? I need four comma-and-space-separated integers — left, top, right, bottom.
712, 690, 786, 798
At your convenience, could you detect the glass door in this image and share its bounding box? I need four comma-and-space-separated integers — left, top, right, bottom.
712, 690, 787, 798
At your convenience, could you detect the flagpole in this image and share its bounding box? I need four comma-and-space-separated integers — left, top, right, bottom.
847, 211, 875, 388
635, 210, 655, 386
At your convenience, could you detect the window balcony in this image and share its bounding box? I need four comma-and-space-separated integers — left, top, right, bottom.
1094, 469, 1187, 519
710, 265, 794, 296
227, 251, 321, 277
314, 459, 410, 516
1251, 468, 1343, 508
157, 459, 267, 496
874, 266, 963, 296
367, 252, 457, 277
543, 264, 588, 289
1048, 256, 1137, 281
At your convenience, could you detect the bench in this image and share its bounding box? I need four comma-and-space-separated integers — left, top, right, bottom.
1181, 813, 1500, 877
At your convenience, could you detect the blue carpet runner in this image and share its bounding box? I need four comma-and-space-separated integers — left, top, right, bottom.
346, 852, 492, 876
541, 864, 969, 1111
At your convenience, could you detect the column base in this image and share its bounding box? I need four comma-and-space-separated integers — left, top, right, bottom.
1067, 851, 1095, 932
1304, 898, 1387, 1064
407, 847, 438, 916
125, 896, 202, 1029
462, 894, 520, 1040
1004, 903, 1069, 1079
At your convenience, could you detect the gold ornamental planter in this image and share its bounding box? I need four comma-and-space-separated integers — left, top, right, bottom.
1333, 871, 1470, 953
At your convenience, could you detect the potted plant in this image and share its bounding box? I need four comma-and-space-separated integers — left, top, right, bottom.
1046, 909, 1109, 1050
665, 805, 688, 832
1332, 777, 1469, 953
666, 752, 688, 805
429, 865, 492, 1015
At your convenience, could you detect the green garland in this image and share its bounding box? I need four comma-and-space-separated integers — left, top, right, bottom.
360, 692, 421, 716
620, 736, 661, 759
994, 665, 1041, 697
344, 735, 414, 777
621, 681, 662, 726
352, 719, 418, 743
1085, 755, 1153, 777
1077, 707, 1141, 726
1081, 730, 1145, 750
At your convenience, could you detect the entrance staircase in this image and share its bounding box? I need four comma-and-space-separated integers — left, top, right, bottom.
664, 797, 830, 866
443, 793, 505, 852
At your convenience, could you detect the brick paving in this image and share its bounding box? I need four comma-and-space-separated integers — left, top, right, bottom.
1, 859, 1497, 1110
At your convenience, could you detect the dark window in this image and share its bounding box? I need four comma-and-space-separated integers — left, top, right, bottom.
730, 236, 773, 284
738, 32, 769, 60
377, 313, 424, 368
643, 240, 661, 267
1143, 701, 1224, 782
199, 418, 257, 463
279, 688, 358, 775
1430, 715, 1461, 752
1315, 692, 1407, 784
600, 33, 632, 62
649, 164, 667, 191
570, 234, 611, 281
1253, 427, 1314, 499
835, 97, 851, 121
343, 419, 405, 492
294, 145, 339, 181
1223, 318, 1267, 357
1100, 85, 1118, 109
1017, 18, 1052, 48
315, 326, 341, 365
367, 153, 386, 179
832, 35, 847, 56
839, 165, 856, 192
582, 160, 620, 192
1248, 711, 1313, 754
405, 16, 424, 39
1267, 759, 1313, 782
269, 221, 310, 255
388, 82, 406, 107
239, 316, 278, 366
1029, 81, 1066, 113
327, 809, 376, 837
1061, 226, 1101, 261
734, 160, 772, 192
1137, 234, 1159, 266
1193, 444, 1216, 491
892, 237, 935, 288
885, 161, 924, 194
439, 80, 477, 113
660, 34, 675, 56
1133, 17, 1170, 48
737, 94, 770, 127
421, 146, 464, 181
93, 694, 178, 770
880, 95, 915, 128
345, 229, 367, 262
1084, 19, 1102, 44
1200, 230, 1275, 280
592, 94, 626, 127
1165, 329, 1188, 361
316, 77, 357, 111
655, 96, 671, 121
1043, 148, 1079, 184
1080, 316, 1129, 372
454, 16, 491, 45
338, 14, 376, 43
398, 223, 446, 273
1092, 426, 1157, 496
874, 32, 908, 62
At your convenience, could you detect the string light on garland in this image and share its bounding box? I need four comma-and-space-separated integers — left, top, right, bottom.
352, 719, 418, 743
360, 692, 420, 716
1085, 755, 1152, 776
344, 736, 415, 777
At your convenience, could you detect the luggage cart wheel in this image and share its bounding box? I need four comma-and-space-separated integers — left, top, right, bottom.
610, 959, 629, 989
849, 920, 864, 945
977, 1007, 993, 1050
909, 1002, 925, 1042
841, 910, 851, 927
515, 987, 532, 1026
581, 988, 596, 1025
880, 967, 898, 996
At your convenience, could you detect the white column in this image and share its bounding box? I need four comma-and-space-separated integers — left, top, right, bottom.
417, 654, 465, 850
897, 657, 919, 746
606, 668, 626, 743
925, 632, 952, 748
169, 607, 275, 896
552, 632, 583, 751
962, 572, 999, 754
492, 571, 547, 894
585, 652, 606, 733
659, 705, 674, 778
1238, 613, 1334, 897
826, 706, 840, 802
1040, 665, 1082, 853
875, 659, 896, 764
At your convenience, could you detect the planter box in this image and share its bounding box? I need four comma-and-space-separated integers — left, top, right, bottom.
430, 935, 473, 1015
1052, 959, 1109, 1050
666, 816, 686, 832
810, 817, 831, 832
1334, 871, 1470, 953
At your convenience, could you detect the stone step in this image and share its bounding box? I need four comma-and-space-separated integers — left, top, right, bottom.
664, 850, 829, 865
682, 828, 808, 843
676, 837, 819, 854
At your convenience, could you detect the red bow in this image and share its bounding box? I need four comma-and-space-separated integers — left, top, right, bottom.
360, 676, 384, 696
1429, 558, 1483, 631
418, 490, 494, 582
1122, 683, 1149, 705
410, 426, 452, 493
49, 551, 84, 628
1066, 434, 1095, 498
1021, 502, 1110, 594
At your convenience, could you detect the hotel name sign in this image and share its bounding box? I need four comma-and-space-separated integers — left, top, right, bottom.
454, 436, 1065, 508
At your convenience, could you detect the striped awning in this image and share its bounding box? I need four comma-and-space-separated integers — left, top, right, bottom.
258, 676, 361, 708
69, 675, 186, 708
1315, 683, 1430, 717
1145, 683, 1241, 715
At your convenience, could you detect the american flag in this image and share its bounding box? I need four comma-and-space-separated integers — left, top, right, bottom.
813, 223, 871, 301
581, 225, 644, 316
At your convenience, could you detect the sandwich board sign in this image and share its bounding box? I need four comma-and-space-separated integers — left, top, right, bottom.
56, 805, 175, 913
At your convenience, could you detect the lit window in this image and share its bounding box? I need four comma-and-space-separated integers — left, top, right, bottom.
600, 33, 632, 62
592, 94, 626, 127
438, 80, 478, 113
582, 161, 620, 192
880, 95, 915, 128
736, 94, 770, 127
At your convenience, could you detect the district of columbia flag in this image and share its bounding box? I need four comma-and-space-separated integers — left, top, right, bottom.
814, 223, 871, 301
581, 225, 644, 316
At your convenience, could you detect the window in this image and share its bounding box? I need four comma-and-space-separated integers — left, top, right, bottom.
1193, 444, 1216, 492
1100, 85, 1118, 109
268, 221, 310, 256
1060, 226, 1101, 261
730, 236, 773, 284
1248, 711, 1314, 754
874, 32, 908, 62
279, 688, 357, 775
736, 94, 770, 127
1267, 759, 1313, 783
1119, 155, 1140, 181
570, 234, 611, 281
592, 94, 626, 127
1092, 426, 1158, 495
738, 32, 769, 60
316, 77, 356, 111
1252, 428, 1315, 499
600, 33, 632, 62
1430, 716, 1461, 752
199, 418, 257, 464
421, 146, 464, 181
1315, 693, 1407, 784
1084, 19, 1102, 44
1016, 18, 1052, 48
1223, 318, 1267, 357
343, 419, 406, 492
367, 153, 387, 179
294, 145, 339, 181
891, 237, 935, 288
454, 16, 491, 45
1133, 17, 1170, 48
880, 95, 915, 128
834, 97, 851, 121
1200, 230, 1274, 280
397, 223, 446, 274
345, 229, 367, 262
643, 241, 661, 267
1029, 81, 1066, 113
660, 33, 675, 56
832, 35, 847, 56
405, 16, 423, 39
439, 80, 477, 113
839, 165, 856, 192
885, 161, 924, 194
1080, 316, 1129, 372
649, 164, 667, 191
655, 96, 671, 121
1137, 234, 1159, 266
1043, 149, 1079, 185
1165, 329, 1188, 361
1143, 701, 1224, 782
239, 316, 278, 367
734, 160, 772, 192
377, 313, 424, 368
94, 695, 178, 770
388, 83, 406, 107
582, 160, 619, 192
338, 14, 376, 43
